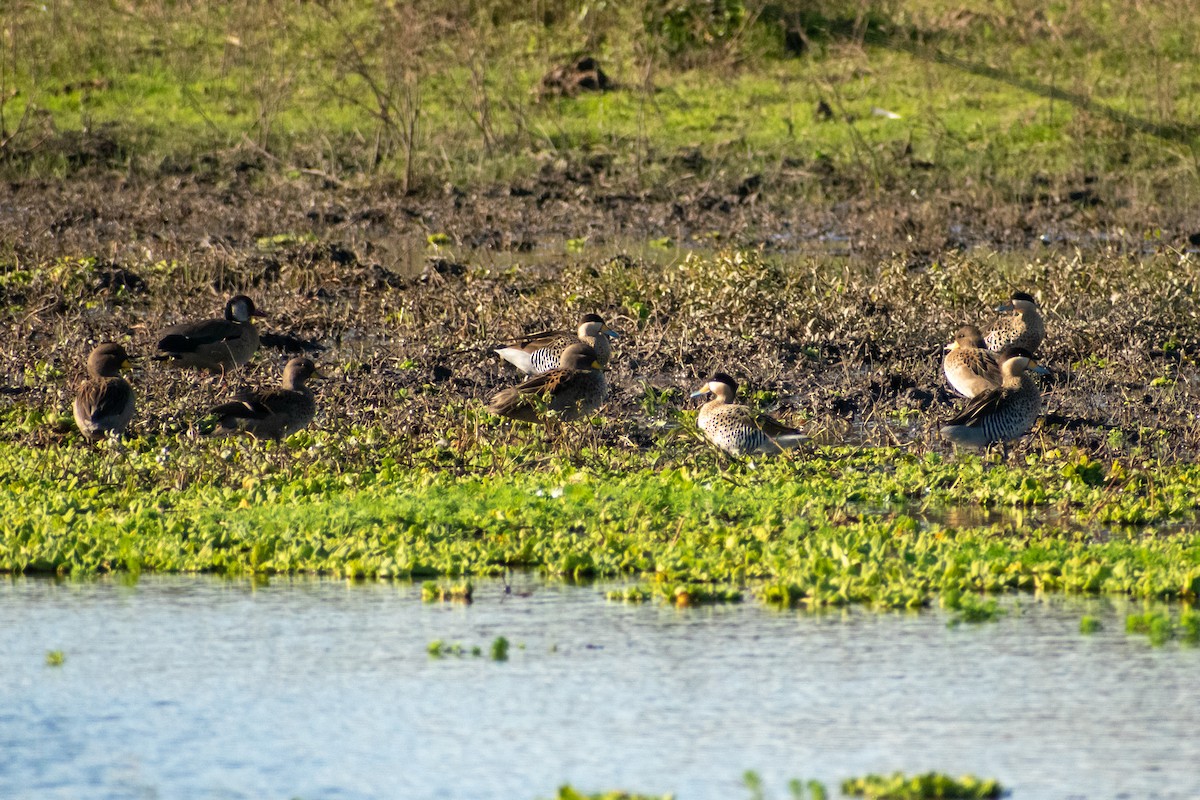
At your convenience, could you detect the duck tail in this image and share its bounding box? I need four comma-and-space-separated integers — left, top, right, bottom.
494, 347, 536, 375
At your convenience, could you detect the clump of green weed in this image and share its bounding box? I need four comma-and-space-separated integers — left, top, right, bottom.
608, 586, 653, 603
1180, 609, 1200, 644
761, 582, 805, 607
667, 583, 743, 607
1126, 608, 1200, 646
1126, 610, 1175, 646
553, 786, 673, 800
421, 580, 473, 603
45, 650, 65, 667
490, 636, 509, 661
841, 771, 1002, 799
1079, 615, 1102, 634
942, 590, 1005, 626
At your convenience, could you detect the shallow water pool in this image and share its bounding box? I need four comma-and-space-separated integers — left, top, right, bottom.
2, 576, 1198, 799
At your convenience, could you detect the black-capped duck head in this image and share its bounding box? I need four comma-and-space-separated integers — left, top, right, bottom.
946, 325, 987, 351
997, 346, 1048, 376
226, 295, 267, 323
88, 343, 135, 379
998, 290, 1038, 313
577, 313, 620, 339
690, 372, 738, 403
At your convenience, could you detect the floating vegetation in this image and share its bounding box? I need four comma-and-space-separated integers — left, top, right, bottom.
427, 640, 487, 658
608, 583, 741, 606
1125, 608, 1200, 647
552, 787, 673, 800
45, 650, 65, 667
1079, 615, 1103, 634
669, 584, 743, 607
490, 636, 510, 662
1, 440, 1200, 619
421, 580, 473, 604
744, 771, 828, 800
607, 586, 653, 603
942, 590, 1005, 626
841, 772, 1002, 800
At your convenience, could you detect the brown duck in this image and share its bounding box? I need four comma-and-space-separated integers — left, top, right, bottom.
73, 343, 136, 441
940, 347, 1046, 448
985, 291, 1044, 353
156, 295, 266, 372
690, 373, 805, 457
943, 325, 1001, 398
487, 343, 607, 423
494, 313, 618, 375
209, 357, 321, 440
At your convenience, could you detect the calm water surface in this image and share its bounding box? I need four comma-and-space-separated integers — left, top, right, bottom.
2, 576, 1198, 800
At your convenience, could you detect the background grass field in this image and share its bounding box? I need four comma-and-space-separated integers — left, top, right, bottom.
2, 0, 1197, 206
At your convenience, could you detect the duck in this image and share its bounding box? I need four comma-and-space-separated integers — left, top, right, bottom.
209, 357, 321, 440
487, 343, 607, 423
155, 295, 266, 372
985, 291, 1044, 353
494, 313, 618, 375
73, 343, 136, 441
943, 325, 1001, 398
940, 347, 1046, 448
690, 373, 805, 457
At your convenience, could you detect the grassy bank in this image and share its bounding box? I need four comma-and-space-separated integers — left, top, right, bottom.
2, 0, 1197, 206
4, 433, 1199, 609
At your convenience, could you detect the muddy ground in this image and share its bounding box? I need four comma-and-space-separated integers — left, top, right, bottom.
3, 153, 1200, 463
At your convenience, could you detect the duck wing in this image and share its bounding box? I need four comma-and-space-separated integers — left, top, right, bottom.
755, 409, 804, 437
210, 390, 278, 420
158, 319, 243, 352
78, 379, 133, 422
943, 386, 1007, 427
507, 329, 572, 349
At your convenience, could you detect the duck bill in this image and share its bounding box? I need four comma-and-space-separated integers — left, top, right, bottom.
689, 388, 709, 399
602, 325, 621, 339
995, 303, 1013, 313
944, 341, 958, 352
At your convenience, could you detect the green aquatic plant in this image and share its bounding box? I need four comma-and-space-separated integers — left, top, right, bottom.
552, 787, 673, 800
841, 771, 1002, 799
421, 581, 473, 603
1180, 609, 1200, 645
490, 636, 509, 661
1, 438, 1199, 617
1126, 610, 1174, 646
1079, 615, 1102, 634
942, 590, 1005, 626
1125, 608, 1200, 646
607, 586, 653, 603
45, 650, 65, 667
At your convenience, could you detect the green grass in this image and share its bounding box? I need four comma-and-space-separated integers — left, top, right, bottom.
2, 0, 1197, 198
2, 434, 1199, 611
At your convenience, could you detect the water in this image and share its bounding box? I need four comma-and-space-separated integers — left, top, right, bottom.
2, 576, 1199, 800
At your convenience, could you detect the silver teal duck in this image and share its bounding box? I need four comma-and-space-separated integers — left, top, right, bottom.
690, 373, 805, 457
155, 295, 266, 372
73, 343, 136, 441
943, 325, 1001, 398
940, 347, 1045, 448
209, 357, 321, 440
487, 343, 607, 423
985, 291, 1044, 353
495, 313, 618, 375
